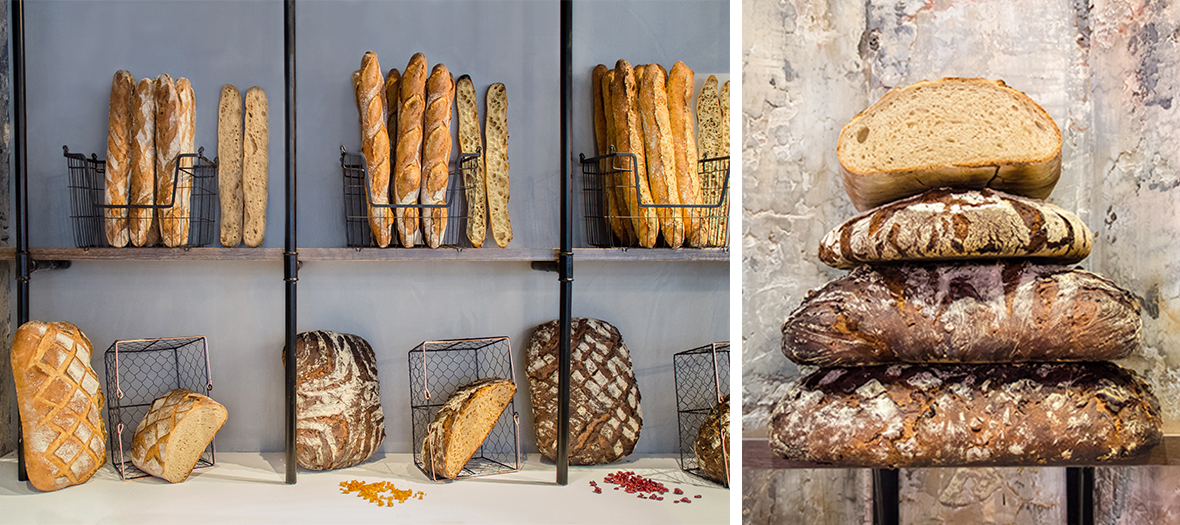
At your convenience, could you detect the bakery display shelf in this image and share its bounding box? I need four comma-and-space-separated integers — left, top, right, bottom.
742, 435, 1180, 469
24, 247, 284, 261
299, 247, 555, 262
572, 247, 728, 262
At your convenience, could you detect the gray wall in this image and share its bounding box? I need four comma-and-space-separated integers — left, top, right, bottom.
15, 0, 728, 457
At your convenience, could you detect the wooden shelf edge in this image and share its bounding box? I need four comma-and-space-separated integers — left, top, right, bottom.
297, 247, 557, 262
26, 247, 284, 261
743, 436, 1180, 469
573, 247, 730, 262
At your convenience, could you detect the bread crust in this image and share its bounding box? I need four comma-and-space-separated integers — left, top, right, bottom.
154, 74, 181, 247
611, 60, 658, 247
161, 77, 195, 247
130, 389, 227, 483
667, 62, 704, 247
129, 78, 156, 246
359, 51, 392, 247
420, 378, 516, 479
601, 69, 634, 246
105, 70, 134, 247
485, 83, 513, 248
421, 64, 454, 248
243, 87, 269, 247
218, 84, 244, 247
455, 75, 486, 248
638, 64, 684, 248
395, 53, 428, 247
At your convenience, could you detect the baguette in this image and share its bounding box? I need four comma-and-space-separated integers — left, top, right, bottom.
105, 70, 134, 247
421, 64, 454, 248
611, 60, 658, 247
128, 77, 156, 246
592, 65, 610, 156
243, 87, 269, 247
719, 80, 730, 156
395, 53, 428, 247
161, 77, 195, 247
697, 75, 727, 246
637, 64, 684, 248
601, 69, 633, 246
385, 68, 401, 167
714, 79, 730, 246
455, 75, 487, 248
837, 77, 1062, 211
154, 74, 182, 247
218, 84, 244, 247
485, 82, 513, 248
358, 51, 392, 247
667, 62, 705, 247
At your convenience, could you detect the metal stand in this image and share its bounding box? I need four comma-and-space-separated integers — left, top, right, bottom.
872, 469, 898, 525
555, 0, 573, 486
12, 0, 28, 483
1067, 467, 1094, 525
282, 0, 299, 485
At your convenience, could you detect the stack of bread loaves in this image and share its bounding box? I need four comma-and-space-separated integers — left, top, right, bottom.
591, 61, 729, 248
770, 78, 1162, 467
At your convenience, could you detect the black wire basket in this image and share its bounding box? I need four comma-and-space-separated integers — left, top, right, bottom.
579, 151, 730, 248
407, 336, 521, 481
102, 336, 215, 480
65, 146, 218, 249
341, 146, 475, 248
673, 342, 730, 486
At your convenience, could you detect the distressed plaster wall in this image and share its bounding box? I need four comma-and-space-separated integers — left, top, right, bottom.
0, 0, 11, 458
743, 0, 1180, 522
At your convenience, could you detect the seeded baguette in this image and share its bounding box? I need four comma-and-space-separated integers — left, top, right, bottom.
105, 70, 134, 247
129, 78, 156, 246
396, 53, 428, 247
712, 79, 730, 246
455, 75, 486, 248
358, 52, 392, 247
218, 84, 244, 247
667, 62, 704, 247
485, 82, 513, 248
243, 87, 268, 247
637, 64, 684, 248
837, 77, 1062, 212
612, 60, 658, 247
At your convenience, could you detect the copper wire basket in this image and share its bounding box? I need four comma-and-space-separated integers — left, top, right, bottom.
673, 341, 730, 486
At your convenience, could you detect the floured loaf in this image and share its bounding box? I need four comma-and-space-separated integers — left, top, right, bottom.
130, 389, 227, 483
420, 377, 516, 479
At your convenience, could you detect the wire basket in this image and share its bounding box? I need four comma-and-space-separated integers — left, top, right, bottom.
580, 152, 730, 248
673, 342, 730, 486
341, 146, 475, 248
65, 145, 219, 249
407, 337, 521, 481
102, 336, 215, 480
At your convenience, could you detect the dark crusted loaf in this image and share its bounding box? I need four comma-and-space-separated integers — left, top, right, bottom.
769, 362, 1161, 468
818, 188, 1092, 269
782, 262, 1141, 366
694, 395, 730, 486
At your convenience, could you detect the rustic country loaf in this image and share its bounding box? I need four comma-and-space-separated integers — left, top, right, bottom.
695, 395, 729, 486
218, 84, 244, 247
455, 75, 487, 248
818, 187, 1092, 269
105, 70, 134, 247
11, 321, 107, 492
485, 82, 513, 248
243, 86, 269, 247
526, 318, 642, 465
638, 64, 685, 248
770, 362, 1162, 467
358, 52, 392, 247
837, 77, 1062, 212
420, 377, 516, 479
290, 330, 386, 470
421, 64, 454, 248
130, 389, 227, 483
129, 77, 156, 246
612, 60, 658, 247
782, 262, 1141, 366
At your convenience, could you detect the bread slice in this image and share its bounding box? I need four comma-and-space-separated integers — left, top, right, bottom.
243, 86, 269, 247
837, 77, 1062, 211
421, 378, 516, 479
131, 389, 227, 483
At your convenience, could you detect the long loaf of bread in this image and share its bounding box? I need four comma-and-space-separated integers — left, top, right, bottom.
358, 52, 392, 247
154, 74, 181, 247
713, 79, 730, 246
396, 53, 428, 247
243, 87, 268, 247
611, 60, 658, 247
637, 64, 684, 248
129, 77, 156, 246
385, 68, 401, 168
485, 83, 513, 248
456, 75, 486, 248
105, 70, 134, 247
594, 65, 627, 246
218, 84, 244, 247
421, 64, 454, 248
601, 69, 633, 246
161, 77, 195, 247
696, 76, 726, 246
667, 62, 704, 247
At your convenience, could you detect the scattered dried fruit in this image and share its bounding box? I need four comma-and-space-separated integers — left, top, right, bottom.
340, 480, 423, 507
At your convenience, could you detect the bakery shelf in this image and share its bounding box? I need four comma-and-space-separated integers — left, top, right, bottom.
298, 247, 555, 262
24, 247, 284, 261
573, 247, 728, 262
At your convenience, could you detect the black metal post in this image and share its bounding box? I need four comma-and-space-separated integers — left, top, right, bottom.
12, 0, 28, 483
872, 469, 899, 525
1067, 467, 1094, 525
556, 0, 573, 486
282, 0, 299, 485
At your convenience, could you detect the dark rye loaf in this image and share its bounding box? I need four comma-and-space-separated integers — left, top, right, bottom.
770, 362, 1161, 468
526, 318, 642, 465
782, 262, 1140, 366
290, 330, 386, 470
818, 188, 1092, 269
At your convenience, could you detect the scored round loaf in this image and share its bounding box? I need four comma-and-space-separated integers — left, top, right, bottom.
525, 318, 642, 465
290, 330, 386, 470
837, 77, 1062, 212
782, 262, 1141, 366
694, 395, 730, 487
420, 377, 516, 479
770, 362, 1162, 468
130, 388, 227, 483
818, 187, 1092, 269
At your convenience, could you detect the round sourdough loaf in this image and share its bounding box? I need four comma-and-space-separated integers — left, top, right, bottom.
818, 188, 1091, 269
770, 362, 1161, 468
525, 318, 642, 465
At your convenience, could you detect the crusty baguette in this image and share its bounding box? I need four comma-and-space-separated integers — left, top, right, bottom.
243, 86, 269, 247
592, 65, 610, 156
161, 77, 195, 247
719, 80, 730, 156
696, 76, 726, 246
594, 65, 627, 246
385, 68, 401, 168
485, 83, 513, 248
218, 84, 244, 247
105, 70, 134, 247
455, 75, 486, 248
637, 64, 684, 248
611, 60, 658, 247
129, 77, 156, 246
154, 74, 181, 247
837, 77, 1062, 211
358, 51, 392, 247
421, 64, 454, 248
667, 62, 705, 247
601, 69, 633, 246
714, 79, 730, 246
130, 389, 227, 483
421, 378, 516, 479
396, 53, 428, 247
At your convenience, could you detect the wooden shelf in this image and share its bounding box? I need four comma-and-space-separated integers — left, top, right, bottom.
298, 247, 556, 262
743, 436, 1180, 469
573, 247, 729, 262
22, 247, 283, 261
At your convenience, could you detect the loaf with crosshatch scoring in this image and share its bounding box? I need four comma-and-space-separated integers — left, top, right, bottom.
420, 377, 516, 479
130, 388, 227, 483
525, 318, 642, 465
